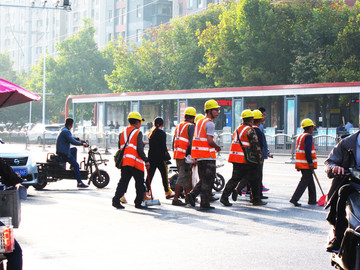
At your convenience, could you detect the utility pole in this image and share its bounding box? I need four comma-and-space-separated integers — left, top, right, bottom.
0, 1, 71, 124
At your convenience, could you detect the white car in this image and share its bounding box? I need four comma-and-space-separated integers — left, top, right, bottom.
0, 143, 38, 187
27, 124, 62, 144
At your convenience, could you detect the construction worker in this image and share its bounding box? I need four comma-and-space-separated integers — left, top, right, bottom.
290, 118, 317, 207
187, 99, 221, 210
195, 114, 205, 123
220, 109, 266, 206
172, 107, 196, 206
112, 112, 150, 209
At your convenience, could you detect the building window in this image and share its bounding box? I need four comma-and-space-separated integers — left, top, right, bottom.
108, 33, 112, 42
136, 29, 142, 42
114, 8, 120, 25
179, 3, 183, 15
108, 10, 112, 21
36, 47, 42, 54
121, 8, 126, 24
137, 4, 141, 18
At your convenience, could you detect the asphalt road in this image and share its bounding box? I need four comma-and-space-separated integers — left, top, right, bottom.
11, 144, 335, 269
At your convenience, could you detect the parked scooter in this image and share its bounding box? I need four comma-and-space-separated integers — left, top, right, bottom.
169, 154, 225, 192
331, 168, 360, 270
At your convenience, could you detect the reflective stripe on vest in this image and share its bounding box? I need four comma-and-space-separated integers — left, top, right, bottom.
228, 125, 251, 164
173, 122, 191, 159
191, 117, 216, 159
120, 126, 145, 171
295, 133, 317, 170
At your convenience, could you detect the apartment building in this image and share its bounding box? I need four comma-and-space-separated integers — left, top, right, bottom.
0, 0, 62, 72
0, 0, 218, 72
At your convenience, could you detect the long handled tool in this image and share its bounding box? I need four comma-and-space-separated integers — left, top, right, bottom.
313, 170, 327, 206
142, 168, 161, 207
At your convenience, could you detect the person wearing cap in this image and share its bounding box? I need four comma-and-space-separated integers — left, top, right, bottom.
290, 118, 317, 207
187, 99, 221, 210
112, 112, 150, 209
220, 109, 265, 207
172, 107, 196, 206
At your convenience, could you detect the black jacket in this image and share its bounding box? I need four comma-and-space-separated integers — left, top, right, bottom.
324, 131, 359, 209
148, 128, 167, 163
0, 157, 23, 186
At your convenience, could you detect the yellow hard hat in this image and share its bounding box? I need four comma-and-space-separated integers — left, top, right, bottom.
241, 109, 254, 119
253, 109, 263, 120
204, 99, 220, 111
195, 114, 205, 123
127, 112, 144, 122
301, 118, 315, 128
184, 107, 197, 117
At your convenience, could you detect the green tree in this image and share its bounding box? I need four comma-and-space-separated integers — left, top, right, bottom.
0, 52, 18, 83
106, 4, 222, 92
47, 18, 114, 121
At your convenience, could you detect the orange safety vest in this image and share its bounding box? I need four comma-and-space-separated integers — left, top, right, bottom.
191, 117, 216, 159
173, 121, 193, 159
119, 126, 145, 172
228, 125, 251, 164
295, 132, 317, 170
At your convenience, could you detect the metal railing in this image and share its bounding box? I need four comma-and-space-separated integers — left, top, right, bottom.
0, 130, 338, 157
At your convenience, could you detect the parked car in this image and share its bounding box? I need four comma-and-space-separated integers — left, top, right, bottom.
0, 141, 38, 187
27, 124, 62, 144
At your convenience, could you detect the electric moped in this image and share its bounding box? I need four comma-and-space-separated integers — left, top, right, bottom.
35, 144, 110, 190
331, 168, 360, 270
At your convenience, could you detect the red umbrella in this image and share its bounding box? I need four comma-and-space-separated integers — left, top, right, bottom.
0, 78, 40, 108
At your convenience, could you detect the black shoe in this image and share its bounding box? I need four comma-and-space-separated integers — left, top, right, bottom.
290, 200, 301, 207
172, 199, 186, 206
220, 197, 232, 207
112, 200, 124, 209
253, 200, 267, 206
200, 205, 215, 210
210, 196, 219, 202
326, 237, 341, 253
187, 193, 196, 207
77, 182, 88, 188
308, 201, 317, 205
261, 195, 268, 199
135, 204, 147, 209
232, 190, 238, 201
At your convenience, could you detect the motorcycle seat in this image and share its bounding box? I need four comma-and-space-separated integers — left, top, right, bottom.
47, 154, 66, 169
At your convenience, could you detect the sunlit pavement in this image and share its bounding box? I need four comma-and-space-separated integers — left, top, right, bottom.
9, 144, 334, 269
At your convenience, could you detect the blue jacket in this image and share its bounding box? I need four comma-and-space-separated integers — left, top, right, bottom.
56, 126, 82, 157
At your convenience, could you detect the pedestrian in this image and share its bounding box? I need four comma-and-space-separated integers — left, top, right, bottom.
258, 107, 270, 193
345, 120, 354, 132
112, 112, 150, 209
187, 99, 221, 210
172, 107, 196, 206
56, 117, 89, 188
220, 109, 266, 207
290, 118, 317, 207
147, 117, 174, 199
324, 130, 360, 252
231, 109, 271, 202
